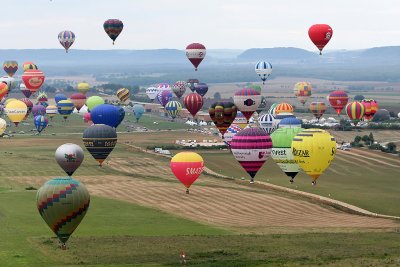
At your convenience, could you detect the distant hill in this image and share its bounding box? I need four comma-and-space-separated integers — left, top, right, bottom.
237, 47, 318, 63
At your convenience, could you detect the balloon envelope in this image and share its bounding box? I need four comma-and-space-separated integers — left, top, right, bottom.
255, 61, 272, 84
86, 96, 105, 111
185, 43, 206, 71
55, 143, 84, 176
57, 100, 74, 120
194, 83, 208, 97
22, 69, 45, 94
209, 102, 237, 135
172, 81, 187, 99
345, 101, 365, 126
58, 30, 75, 52
34, 115, 48, 133
165, 101, 182, 119
132, 104, 144, 122
5, 100, 27, 126
36, 177, 90, 246
170, 152, 204, 191
3, 60, 18, 77
70, 93, 87, 112
309, 102, 327, 120
82, 124, 117, 166
328, 90, 349, 115
184, 93, 203, 117
91, 104, 120, 128
104, 19, 123, 44
233, 88, 261, 121
294, 82, 312, 105
116, 88, 130, 103
308, 24, 333, 54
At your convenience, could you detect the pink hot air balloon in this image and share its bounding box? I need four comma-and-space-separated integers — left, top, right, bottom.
83, 112, 93, 125
185, 43, 206, 71
230, 127, 272, 183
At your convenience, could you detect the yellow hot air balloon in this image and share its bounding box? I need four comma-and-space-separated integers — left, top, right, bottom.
0, 118, 7, 135
4, 98, 17, 106
291, 129, 336, 185
116, 88, 130, 103
5, 100, 28, 126
77, 82, 90, 95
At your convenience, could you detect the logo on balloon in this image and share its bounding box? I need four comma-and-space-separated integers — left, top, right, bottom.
325, 32, 331, 40
64, 153, 77, 162
292, 148, 310, 157
28, 77, 43, 87
243, 99, 256, 106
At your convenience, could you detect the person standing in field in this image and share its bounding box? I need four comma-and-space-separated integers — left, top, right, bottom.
180, 250, 186, 264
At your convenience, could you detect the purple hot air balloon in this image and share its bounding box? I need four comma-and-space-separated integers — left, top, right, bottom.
157, 90, 173, 107
194, 83, 208, 97
230, 127, 272, 183
31, 104, 46, 117
20, 83, 32, 98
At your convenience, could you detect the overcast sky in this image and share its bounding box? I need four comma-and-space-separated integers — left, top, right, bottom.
3, 0, 400, 51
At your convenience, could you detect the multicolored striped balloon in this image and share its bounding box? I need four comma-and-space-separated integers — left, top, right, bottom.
46, 105, 58, 119
361, 99, 379, 121
157, 90, 173, 107
230, 128, 272, 182
233, 88, 261, 121
36, 177, 90, 248
275, 103, 294, 115
346, 101, 365, 126
57, 100, 74, 120
184, 93, 203, 117
22, 69, 45, 94
165, 101, 182, 119
58, 30, 75, 53
104, 19, 123, 44
82, 124, 117, 166
309, 102, 327, 120
328, 90, 348, 115
3, 60, 18, 77
209, 102, 237, 135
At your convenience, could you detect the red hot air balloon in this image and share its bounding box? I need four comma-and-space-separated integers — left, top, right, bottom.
170, 152, 204, 194
185, 43, 206, 71
184, 93, 204, 117
0, 83, 8, 100
22, 69, 45, 95
209, 102, 237, 136
230, 128, 272, 183
328, 90, 348, 115
308, 24, 333, 55
70, 93, 87, 112
361, 99, 379, 121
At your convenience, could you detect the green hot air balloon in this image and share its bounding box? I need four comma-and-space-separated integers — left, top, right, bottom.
86, 96, 105, 112
82, 124, 117, 166
36, 177, 90, 249
270, 127, 303, 183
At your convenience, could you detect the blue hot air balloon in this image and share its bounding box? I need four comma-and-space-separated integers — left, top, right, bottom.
34, 115, 48, 133
55, 94, 68, 104
91, 104, 120, 128
132, 104, 144, 122
278, 117, 302, 128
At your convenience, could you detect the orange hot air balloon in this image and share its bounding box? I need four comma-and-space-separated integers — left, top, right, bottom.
170, 152, 204, 194
275, 103, 294, 114
22, 69, 45, 94
361, 99, 379, 121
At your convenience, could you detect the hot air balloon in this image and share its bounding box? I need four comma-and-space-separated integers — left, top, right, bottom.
184, 93, 203, 117
116, 107, 125, 128
132, 104, 144, 122
170, 152, 204, 194
86, 96, 105, 111
271, 127, 303, 183
36, 92, 48, 108
82, 124, 117, 166
36, 177, 90, 249
157, 83, 171, 93
157, 90, 173, 107
32, 104, 46, 117
116, 88, 130, 103
4, 98, 17, 106
258, 114, 276, 134
278, 117, 302, 128
291, 129, 336, 185
0, 83, 8, 100
187, 79, 199, 93
255, 61, 272, 84
186, 43, 206, 71
103, 19, 123, 44
294, 82, 312, 105
58, 30, 75, 53
308, 24, 333, 55
218, 123, 242, 147
57, 100, 74, 120
3, 60, 18, 77
233, 88, 261, 121
230, 128, 272, 183
209, 102, 237, 135
55, 143, 84, 176
0, 76, 16, 91
0, 118, 6, 135
172, 81, 187, 99
20, 83, 32, 98
361, 99, 379, 121
275, 103, 294, 115
70, 93, 87, 112
90, 104, 120, 128
77, 82, 90, 95
54, 93, 67, 104
328, 90, 348, 115
34, 115, 48, 133
145, 87, 158, 101
22, 70, 45, 95
309, 102, 327, 120
233, 111, 248, 129
268, 103, 278, 115
194, 83, 208, 97
22, 62, 38, 72
83, 112, 92, 125
165, 101, 182, 119
255, 96, 267, 114
5, 100, 27, 126
345, 101, 365, 126
46, 105, 58, 119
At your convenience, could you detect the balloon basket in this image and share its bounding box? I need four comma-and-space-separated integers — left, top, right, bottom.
186, 189, 189, 194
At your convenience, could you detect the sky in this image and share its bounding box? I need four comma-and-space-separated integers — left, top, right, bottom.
3, 0, 400, 51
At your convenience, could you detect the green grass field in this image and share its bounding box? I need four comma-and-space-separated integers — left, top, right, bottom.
1, 122, 400, 266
